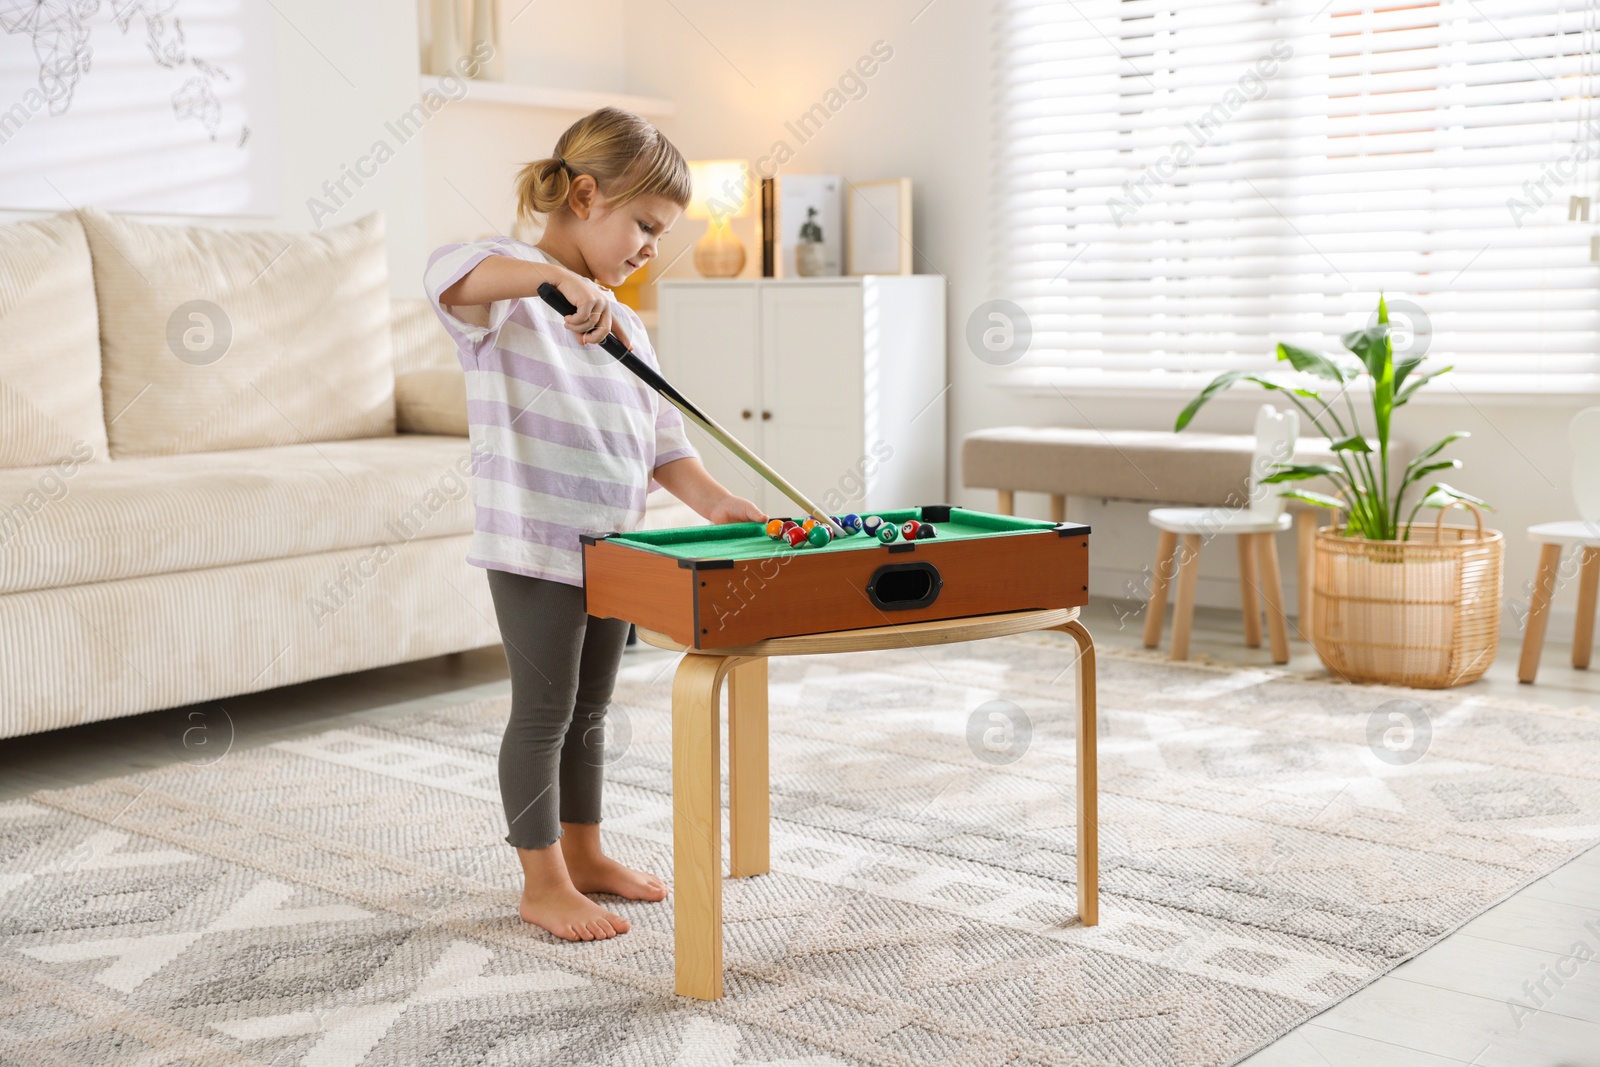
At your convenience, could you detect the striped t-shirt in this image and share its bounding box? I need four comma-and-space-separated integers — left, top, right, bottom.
423, 236, 698, 587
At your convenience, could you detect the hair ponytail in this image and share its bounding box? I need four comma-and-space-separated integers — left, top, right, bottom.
515, 156, 575, 218
513, 107, 691, 233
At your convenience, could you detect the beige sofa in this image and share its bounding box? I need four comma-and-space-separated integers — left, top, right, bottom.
0, 208, 697, 741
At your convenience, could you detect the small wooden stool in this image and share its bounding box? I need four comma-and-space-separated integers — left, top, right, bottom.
1518, 527, 1600, 683
1145, 405, 1299, 663
637, 608, 1098, 1001
1517, 407, 1600, 684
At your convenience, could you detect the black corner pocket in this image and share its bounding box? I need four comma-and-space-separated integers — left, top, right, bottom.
866, 561, 942, 610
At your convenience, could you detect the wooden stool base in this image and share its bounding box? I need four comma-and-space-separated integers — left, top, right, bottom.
1145, 531, 1290, 665
645, 608, 1098, 1000
1520, 544, 1600, 683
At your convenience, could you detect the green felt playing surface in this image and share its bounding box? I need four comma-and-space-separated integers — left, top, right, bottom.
602, 507, 1062, 561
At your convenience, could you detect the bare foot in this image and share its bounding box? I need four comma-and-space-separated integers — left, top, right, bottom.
564, 851, 669, 901
517, 883, 631, 941
513, 837, 630, 942
558, 822, 669, 902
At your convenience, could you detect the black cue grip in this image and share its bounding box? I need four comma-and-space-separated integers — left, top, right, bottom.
536, 281, 631, 362
534, 281, 711, 425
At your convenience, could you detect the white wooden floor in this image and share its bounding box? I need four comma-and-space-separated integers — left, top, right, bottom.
2, 597, 1596, 1066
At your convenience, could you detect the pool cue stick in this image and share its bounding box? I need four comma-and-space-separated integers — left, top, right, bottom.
536, 282, 848, 541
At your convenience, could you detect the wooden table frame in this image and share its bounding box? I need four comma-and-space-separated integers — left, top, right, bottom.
638, 607, 1098, 1001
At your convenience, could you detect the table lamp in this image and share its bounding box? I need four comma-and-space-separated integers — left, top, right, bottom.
687, 159, 751, 277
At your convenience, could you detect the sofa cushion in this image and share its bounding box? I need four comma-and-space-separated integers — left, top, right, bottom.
391, 296, 460, 376
78, 206, 396, 458
0, 435, 476, 596
391, 297, 468, 434
396, 368, 468, 436
0, 212, 109, 469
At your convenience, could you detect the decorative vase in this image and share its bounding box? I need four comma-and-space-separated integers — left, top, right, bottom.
795, 241, 824, 277
1312, 505, 1503, 688
795, 205, 825, 277
694, 217, 746, 278
468, 0, 502, 80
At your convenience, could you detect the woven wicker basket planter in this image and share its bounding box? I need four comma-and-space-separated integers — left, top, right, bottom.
1311, 506, 1504, 688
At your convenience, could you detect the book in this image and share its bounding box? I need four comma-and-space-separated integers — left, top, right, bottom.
761, 177, 775, 277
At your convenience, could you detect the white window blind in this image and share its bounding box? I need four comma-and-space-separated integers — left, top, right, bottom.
994, 0, 1600, 392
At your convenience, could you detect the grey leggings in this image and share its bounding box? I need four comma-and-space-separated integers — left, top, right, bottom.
485, 567, 631, 850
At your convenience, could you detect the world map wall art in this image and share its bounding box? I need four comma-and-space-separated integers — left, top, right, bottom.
0, 0, 280, 216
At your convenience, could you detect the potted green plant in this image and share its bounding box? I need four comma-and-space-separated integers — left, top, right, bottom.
1175, 294, 1504, 688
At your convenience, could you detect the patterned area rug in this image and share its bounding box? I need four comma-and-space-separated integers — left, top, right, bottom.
4, 635, 1600, 1067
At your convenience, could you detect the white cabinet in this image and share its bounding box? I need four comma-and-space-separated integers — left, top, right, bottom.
655, 277, 946, 518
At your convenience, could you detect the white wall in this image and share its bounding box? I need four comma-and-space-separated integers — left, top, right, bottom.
3, 0, 1586, 641
417, 0, 631, 255
0, 1, 430, 297
0, 0, 629, 301
618, 0, 1593, 640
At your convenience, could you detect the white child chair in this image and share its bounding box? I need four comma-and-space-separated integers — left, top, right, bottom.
1517, 406, 1600, 683
1144, 404, 1299, 663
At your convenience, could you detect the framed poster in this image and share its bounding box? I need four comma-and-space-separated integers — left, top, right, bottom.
773, 174, 842, 277
847, 177, 913, 275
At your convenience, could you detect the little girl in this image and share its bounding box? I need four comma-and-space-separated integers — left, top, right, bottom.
424, 107, 764, 942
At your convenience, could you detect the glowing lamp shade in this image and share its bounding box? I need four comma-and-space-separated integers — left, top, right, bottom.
687, 159, 751, 277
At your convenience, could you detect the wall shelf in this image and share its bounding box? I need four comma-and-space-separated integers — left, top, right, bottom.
418, 75, 675, 117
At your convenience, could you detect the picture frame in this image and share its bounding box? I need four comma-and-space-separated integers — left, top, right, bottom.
846, 177, 913, 275
771, 174, 844, 277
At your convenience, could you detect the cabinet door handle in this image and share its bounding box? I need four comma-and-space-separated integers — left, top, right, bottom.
741, 409, 752, 419
761, 410, 772, 421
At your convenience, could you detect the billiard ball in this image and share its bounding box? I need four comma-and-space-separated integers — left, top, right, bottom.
779, 520, 799, 537
862, 515, 884, 536
876, 523, 898, 543
842, 513, 862, 534
807, 524, 832, 547
785, 526, 810, 548
764, 518, 785, 539
800, 518, 818, 532
916, 523, 937, 539
901, 520, 921, 540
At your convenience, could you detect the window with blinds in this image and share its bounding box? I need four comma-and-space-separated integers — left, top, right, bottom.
994, 0, 1600, 393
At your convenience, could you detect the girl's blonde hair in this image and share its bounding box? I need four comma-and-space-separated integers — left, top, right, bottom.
514, 107, 691, 230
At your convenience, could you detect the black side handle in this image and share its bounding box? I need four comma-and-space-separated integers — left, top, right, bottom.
866, 561, 942, 611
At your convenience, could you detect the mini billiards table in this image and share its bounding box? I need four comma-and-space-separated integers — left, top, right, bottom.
580, 504, 1091, 649
582, 504, 1099, 1000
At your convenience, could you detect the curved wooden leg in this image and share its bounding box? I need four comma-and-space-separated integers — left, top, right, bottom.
1574, 547, 1598, 671
1053, 619, 1098, 926
1520, 543, 1562, 683
671, 653, 737, 1000
728, 656, 769, 877
1256, 532, 1290, 665
1144, 529, 1179, 649
1170, 534, 1202, 660
1236, 533, 1262, 649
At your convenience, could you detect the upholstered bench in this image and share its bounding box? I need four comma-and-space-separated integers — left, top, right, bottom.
962, 426, 1346, 513
961, 426, 1343, 628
